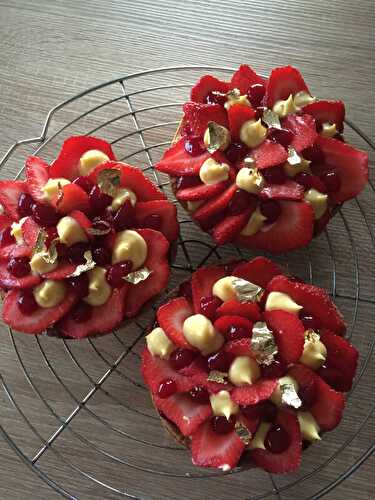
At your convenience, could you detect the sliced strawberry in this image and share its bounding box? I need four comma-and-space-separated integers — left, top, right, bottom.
216, 300, 262, 322
157, 297, 194, 349
191, 419, 245, 469
190, 75, 230, 103
309, 174, 327, 194
89, 161, 166, 201
25, 156, 50, 203
49, 135, 116, 180
0, 180, 28, 220
264, 310, 305, 365
58, 286, 128, 339
230, 64, 266, 94
154, 392, 212, 436
260, 180, 305, 201
42, 261, 77, 280
267, 275, 346, 335
302, 100, 345, 132
315, 136, 368, 204
265, 66, 309, 108
191, 265, 227, 314
231, 379, 278, 406
224, 338, 253, 357
212, 209, 253, 246
233, 256, 282, 289
69, 209, 92, 234
251, 409, 302, 473
0, 214, 12, 231
135, 200, 179, 242
53, 183, 90, 214
183, 102, 229, 137
156, 139, 211, 177
282, 114, 317, 152
0, 242, 32, 260
124, 229, 170, 318
176, 179, 229, 201
21, 217, 40, 246
252, 140, 289, 169
318, 330, 358, 392
0, 260, 41, 289
193, 184, 237, 225
214, 315, 253, 338
3, 288, 77, 334
236, 200, 314, 254
228, 104, 256, 140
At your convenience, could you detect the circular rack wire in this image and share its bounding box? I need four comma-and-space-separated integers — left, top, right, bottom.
0, 66, 374, 500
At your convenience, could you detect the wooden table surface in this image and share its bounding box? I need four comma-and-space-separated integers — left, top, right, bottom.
0, 1, 374, 499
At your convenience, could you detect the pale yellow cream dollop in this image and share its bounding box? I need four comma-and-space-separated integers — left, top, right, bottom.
146, 327, 175, 360
33, 280, 67, 308
83, 267, 112, 307
182, 314, 224, 355
228, 356, 261, 386
209, 390, 240, 419
199, 158, 230, 185
265, 291, 303, 314
240, 119, 267, 148
111, 229, 147, 269
57, 216, 88, 247
78, 149, 110, 176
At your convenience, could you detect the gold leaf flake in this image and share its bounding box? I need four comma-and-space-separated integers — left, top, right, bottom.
304, 329, 320, 343
235, 422, 252, 445
207, 371, 228, 384
262, 109, 282, 129
97, 168, 121, 197
226, 88, 241, 99
251, 321, 278, 366
232, 278, 264, 303
124, 267, 152, 285
287, 147, 302, 166
41, 238, 59, 264
68, 250, 96, 277
280, 383, 302, 409
33, 229, 47, 256
56, 181, 64, 207
206, 121, 228, 153
87, 221, 112, 236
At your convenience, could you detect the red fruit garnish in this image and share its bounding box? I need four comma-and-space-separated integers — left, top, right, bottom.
265, 424, 291, 454
247, 83, 266, 108
227, 189, 257, 216
177, 179, 230, 201
54, 183, 90, 214
211, 415, 236, 434
157, 297, 195, 349
214, 315, 253, 340
191, 265, 227, 314
262, 165, 287, 185
260, 179, 305, 201
265, 66, 309, 108
282, 114, 317, 152
193, 184, 237, 226
17, 290, 39, 315
0, 226, 15, 248
106, 261, 132, 287
0, 260, 40, 289
42, 261, 77, 280
25, 156, 51, 203
169, 348, 197, 371
242, 401, 277, 422
156, 139, 211, 177
231, 379, 278, 406
227, 104, 256, 139
259, 199, 281, 223
252, 140, 289, 169
224, 337, 253, 357
71, 302, 92, 323
72, 176, 95, 194
190, 386, 210, 404
32, 202, 59, 227
200, 295, 222, 320
232, 256, 282, 289
264, 310, 305, 365
190, 74, 230, 103
135, 200, 179, 242
212, 209, 253, 245
0, 180, 28, 219
216, 300, 261, 322
157, 379, 177, 399
207, 351, 232, 372
182, 102, 229, 137
17, 193, 34, 219
302, 100, 345, 132
231, 64, 266, 94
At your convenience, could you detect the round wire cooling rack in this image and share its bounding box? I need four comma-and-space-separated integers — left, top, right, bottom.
0, 66, 374, 500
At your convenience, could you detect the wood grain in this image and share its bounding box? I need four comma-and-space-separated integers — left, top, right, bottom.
0, 0, 374, 498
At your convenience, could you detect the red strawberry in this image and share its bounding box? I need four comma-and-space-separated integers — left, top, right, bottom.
176, 179, 229, 201
282, 114, 317, 152
236, 200, 314, 254
183, 102, 229, 137
69, 209, 92, 234
21, 217, 40, 246
25, 156, 50, 203
191, 75, 230, 103
135, 200, 179, 242
264, 310, 305, 365
90, 161, 166, 201
265, 66, 309, 108
302, 100, 345, 132
212, 209, 253, 245
224, 337, 253, 357
157, 139, 211, 177
156, 297, 194, 349
53, 183, 90, 214
0, 180, 28, 219
251, 409, 302, 473
0, 242, 32, 260
0, 260, 41, 289
42, 261, 77, 280
233, 256, 282, 288
315, 136, 368, 204
214, 315, 253, 339
231, 379, 278, 406
0, 214, 12, 231
193, 184, 237, 225
58, 286, 128, 339
260, 180, 305, 201
230, 64, 266, 94
309, 174, 327, 194
267, 275, 346, 335
154, 392, 212, 436
252, 140, 289, 169
216, 300, 262, 322
191, 265, 227, 314
49, 135, 116, 180
2, 288, 77, 334
228, 104, 256, 139
124, 229, 170, 318
318, 330, 358, 392
191, 419, 245, 469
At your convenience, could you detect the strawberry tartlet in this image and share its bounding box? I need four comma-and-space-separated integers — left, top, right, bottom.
156, 65, 369, 253
0, 135, 178, 338
141, 257, 358, 472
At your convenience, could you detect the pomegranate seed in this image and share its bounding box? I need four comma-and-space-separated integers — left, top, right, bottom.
72, 176, 95, 194
255, 106, 267, 120
32, 202, 59, 227
320, 171, 341, 193
17, 291, 38, 315
91, 217, 112, 234
68, 274, 89, 298
298, 380, 317, 409
113, 200, 136, 232
157, 379, 177, 398
262, 165, 287, 184
56, 242, 69, 259
175, 175, 201, 191
72, 302, 92, 323
106, 261, 132, 287
0, 227, 16, 248
227, 189, 257, 216
89, 185, 113, 214
226, 325, 250, 341
260, 199, 281, 223
200, 295, 222, 320
226, 142, 248, 164
294, 172, 313, 190
242, 401, 277, 422
170, 348, 197, 370
211, 415, 235, 434
265, 424, 290, 453
190, 386, 210, 404
184, 137, 205, 156
299, 312, 321, 331
207, 351, 232, 372
303, 144, 325, 164
247, 83, 266, 107
268, 128, 294, 148
7, 257, 31, 277
141, 214, 162, 231
92, 246, 111, 266
261, 359, 287, 379
178, 281, 192, 301
206, 91, 227, 106
67, 242, 90, 264
17, 193, 34, 218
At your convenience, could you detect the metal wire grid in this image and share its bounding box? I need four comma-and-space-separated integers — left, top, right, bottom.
0, 66, 373, 499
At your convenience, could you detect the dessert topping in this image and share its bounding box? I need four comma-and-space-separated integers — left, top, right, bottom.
320, 122, 337, 138
249, 422, 272, 450
270, 375, 301, 408
224, 88, 251, 109
146, 327, 175, 359
283, 149, 311, 177
272, 94, 298, 118
124, 266, 152, 285
299, 330, 327, 370
293, 91, 316, 108
57, 216, 88, 247
209, 390, 240, 419
199, 158, 230, 185
203, 122, 231, 153
78, 149, 110, 176
212, 276, 263, 303
112, 229, 147, 269
304, 188, 328, 219
235, 421, 252, 445
110, 187, 137, 211
262, 109, 282, 129
42, 178, 70, 202
297, 411, 321, 441
33, 279, 67, 308
251, 321, 278, 365
182, 314, 224, 355
265, 291, 303, 314
240, 119, 267, 148
68, 250, 96, 277
10, 217, 27, 244
207, 370, 228, 384
240, 208, 267, 236
228, 356, 261, 386
235, 167, 265, 194
83, 266, 112, 306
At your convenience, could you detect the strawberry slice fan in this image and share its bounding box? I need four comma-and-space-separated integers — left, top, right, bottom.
142, 257, 358, 473
0, 135, 178, 338
156, 64, 369, 253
